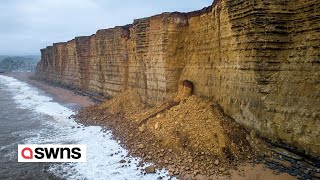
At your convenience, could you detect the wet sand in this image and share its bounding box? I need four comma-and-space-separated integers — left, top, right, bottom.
4, 72, 300, 180
6, 72, 94, 109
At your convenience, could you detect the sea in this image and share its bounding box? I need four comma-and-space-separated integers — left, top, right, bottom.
0, 75, 169, 180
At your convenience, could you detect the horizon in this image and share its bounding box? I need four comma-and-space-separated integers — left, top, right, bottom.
0, 0, 212, 56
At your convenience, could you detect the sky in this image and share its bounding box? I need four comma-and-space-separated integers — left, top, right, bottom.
0, 0, 212, 55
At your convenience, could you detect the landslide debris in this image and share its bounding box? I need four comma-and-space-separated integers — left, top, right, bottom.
144, 96, 250, 160
99, 89, 146, 118
76, 89, 264, 178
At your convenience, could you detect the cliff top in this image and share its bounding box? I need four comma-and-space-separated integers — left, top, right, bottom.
42, 1, 218, 49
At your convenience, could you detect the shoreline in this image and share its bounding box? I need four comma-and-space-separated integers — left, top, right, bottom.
4, 72, 318, 179
5, 72, 95, 110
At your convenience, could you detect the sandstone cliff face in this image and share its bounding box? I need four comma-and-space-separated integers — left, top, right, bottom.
36, 0, 320, 159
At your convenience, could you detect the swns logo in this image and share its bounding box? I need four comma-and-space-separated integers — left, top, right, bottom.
18, 145, 86, 162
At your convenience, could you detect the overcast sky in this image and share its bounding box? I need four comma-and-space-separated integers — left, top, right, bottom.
0, 0, 212, 55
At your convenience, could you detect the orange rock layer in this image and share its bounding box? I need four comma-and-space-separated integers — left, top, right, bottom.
36, 0, 320, 159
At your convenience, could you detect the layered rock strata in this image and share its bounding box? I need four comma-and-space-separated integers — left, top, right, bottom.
36, 0, 320, 159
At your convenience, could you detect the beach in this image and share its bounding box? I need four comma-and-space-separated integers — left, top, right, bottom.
0, 72, 171, 179
2, 72, 312, 180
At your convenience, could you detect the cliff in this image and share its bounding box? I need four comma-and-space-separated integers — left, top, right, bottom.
36, 0, 320, 159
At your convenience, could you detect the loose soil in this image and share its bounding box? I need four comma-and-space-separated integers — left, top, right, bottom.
75, 90, 270, 178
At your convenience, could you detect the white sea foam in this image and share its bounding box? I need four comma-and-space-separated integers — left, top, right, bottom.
0, 75, 172, 180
